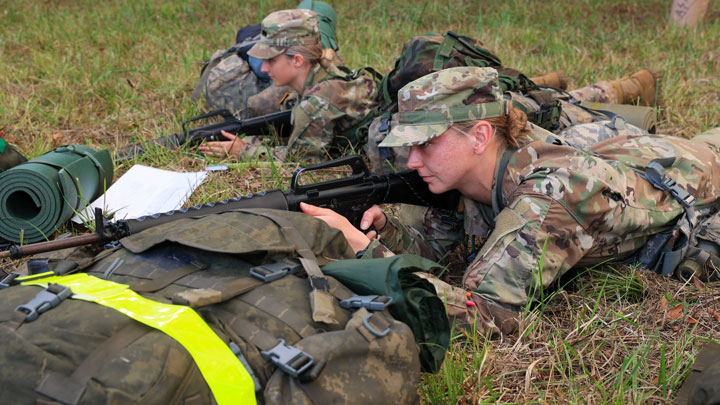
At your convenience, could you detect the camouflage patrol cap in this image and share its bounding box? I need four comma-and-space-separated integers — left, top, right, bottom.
379, 67, 508, 147
247, 9, 321, 60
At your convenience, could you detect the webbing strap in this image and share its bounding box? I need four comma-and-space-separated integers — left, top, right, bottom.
35, 321, 151, 405
492, 149, 516, 215
173, 276, 265, 308
234, 210, 339, 325
433, 34, 456, 71
22, 274, 256, 405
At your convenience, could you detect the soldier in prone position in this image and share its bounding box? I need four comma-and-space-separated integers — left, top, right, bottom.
200, 9, 379, 162
199, 8, 662, 166
302, 66, 720, 335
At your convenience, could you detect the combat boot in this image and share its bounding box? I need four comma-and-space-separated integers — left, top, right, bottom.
0, 139, 27, 172
607, 68, 663, 108
530, 71, 568, 90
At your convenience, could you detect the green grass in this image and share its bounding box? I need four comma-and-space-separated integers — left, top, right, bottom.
2, 0, 720, 402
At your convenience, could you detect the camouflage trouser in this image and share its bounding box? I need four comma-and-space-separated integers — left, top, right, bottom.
0, 141, 26, 172
568, 81, 619, 104
693, 127, 720, 148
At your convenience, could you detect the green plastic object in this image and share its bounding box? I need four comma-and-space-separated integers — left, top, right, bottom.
0, 145, 113, 243
297, 0, 339, 51
322, 254, 450, 373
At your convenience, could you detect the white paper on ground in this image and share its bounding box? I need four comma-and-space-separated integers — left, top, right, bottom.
72, 164, 208, 224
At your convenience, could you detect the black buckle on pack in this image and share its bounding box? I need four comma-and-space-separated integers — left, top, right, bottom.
250, 260, 302, 283
14, 283, 72, 322
362, 313, 391, 337
378, 116, 390, 134
261, 339, 314, 378
0, 272, 21, 289
340, 294, 393, 311
645, 161, 696, 209
662, 177, 695, 209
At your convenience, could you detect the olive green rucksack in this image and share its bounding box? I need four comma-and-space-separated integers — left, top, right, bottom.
376, 31, 541, 114
365, 31, 561, 174
0, 210, 447, 404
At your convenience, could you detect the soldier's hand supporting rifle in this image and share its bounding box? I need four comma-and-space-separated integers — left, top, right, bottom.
300, 203, 386, 253
198, 130, 247, 158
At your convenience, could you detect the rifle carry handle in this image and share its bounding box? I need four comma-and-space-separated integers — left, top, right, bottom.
290, 155, 370, 193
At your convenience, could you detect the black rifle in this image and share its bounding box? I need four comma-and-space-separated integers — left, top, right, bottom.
1, 155, 460, 260
115, 109, 292, 162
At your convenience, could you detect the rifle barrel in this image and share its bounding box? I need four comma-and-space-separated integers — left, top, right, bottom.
0, 233, 100, 260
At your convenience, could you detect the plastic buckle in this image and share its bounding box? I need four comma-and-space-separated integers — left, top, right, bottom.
0, 272, 21, 289
250, 260, 302, 283
664, 177, 696, 208
14, 283, 72, 322
340, 294, 393, 311
27, 259, 51, 275
261, 339, 314, 378
362, 313, 391, 337
229, 342, 262, 392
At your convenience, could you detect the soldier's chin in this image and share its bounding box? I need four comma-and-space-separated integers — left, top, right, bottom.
426, 180, 448, 195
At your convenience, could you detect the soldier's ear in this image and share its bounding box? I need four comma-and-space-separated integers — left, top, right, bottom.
471, 120, 493, 155
290, 53, 306, 67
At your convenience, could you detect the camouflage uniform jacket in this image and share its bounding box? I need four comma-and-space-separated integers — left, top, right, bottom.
366, 134, 720, 314
241, 63, 379, 162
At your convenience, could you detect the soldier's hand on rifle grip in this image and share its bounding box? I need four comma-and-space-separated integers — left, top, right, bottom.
359, 205, 386, 240
300, 202, 371, 253
198, 130, 245, 158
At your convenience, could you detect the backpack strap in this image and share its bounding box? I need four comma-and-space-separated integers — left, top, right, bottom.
491, 149, 516, 216
35, 321, 151, 405
172, 275, 265, 307
433, 34, 457, 71
235, 210, 340, 325
445, 31, 503, 66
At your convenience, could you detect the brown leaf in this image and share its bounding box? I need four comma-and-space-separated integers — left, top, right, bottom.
666, 303, 683, 320
708, 308, 720, 323
51, 133, 64, 141
693, 276, 706, 290
658, 296, 668, 312
673, 326, 680, 332
688, 316, 698, 324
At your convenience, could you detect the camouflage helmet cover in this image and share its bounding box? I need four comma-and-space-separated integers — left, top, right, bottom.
247, 9, 321, 60
379, 67, 508, 147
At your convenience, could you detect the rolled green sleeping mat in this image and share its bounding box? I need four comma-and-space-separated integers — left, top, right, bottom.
0, 145, 113, 243
580, 101, 657, 134
0, 137, 27, 173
